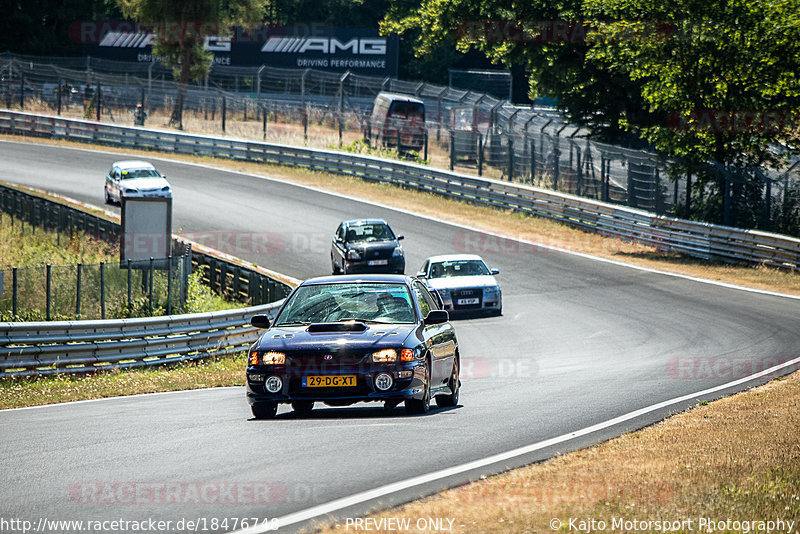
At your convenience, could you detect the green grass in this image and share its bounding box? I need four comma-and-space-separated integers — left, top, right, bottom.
0, 212, 238, 320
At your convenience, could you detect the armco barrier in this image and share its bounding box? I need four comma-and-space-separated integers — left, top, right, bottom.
0, 182, 296, 377
0, 182, 295, 307
1, 110, 799, 269
0, 302, 282, 377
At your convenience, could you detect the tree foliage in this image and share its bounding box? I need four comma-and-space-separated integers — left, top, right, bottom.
383, 0, 800, 226
116, 0, 268, 126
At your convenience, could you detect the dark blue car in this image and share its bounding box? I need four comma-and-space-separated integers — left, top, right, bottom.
246, 275, 460, 418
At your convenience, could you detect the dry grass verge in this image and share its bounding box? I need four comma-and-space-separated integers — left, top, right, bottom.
0, 354, 246, 410
311, 371, 800, 533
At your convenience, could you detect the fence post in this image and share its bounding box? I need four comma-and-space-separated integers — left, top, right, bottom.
76, 263, 82, 317
507, 137, 514, 182
127, 258, 132, 311
96, 84, 101, 121
19, 73, 24, 109
449, 131, 455, 171
423, 131, 428, 161
12, 267, 17, 318
553, 146, 560, 190
46, 264, 52, 321
763, 178, 772, 230
222, 96, 226, 133
100, 261, 106, 319
57, 79, 62, 115
685, 172, 692, 218
530, 136, 536, 184
167, 255, 173, 315
148, 257, 154, 315
262, 104, 267, 140
478, 133, 484, 177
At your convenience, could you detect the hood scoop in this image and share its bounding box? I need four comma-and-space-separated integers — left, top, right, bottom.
307, 321, 368, 333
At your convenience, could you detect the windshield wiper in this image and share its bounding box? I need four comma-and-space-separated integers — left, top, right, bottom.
275, 321, 311, 327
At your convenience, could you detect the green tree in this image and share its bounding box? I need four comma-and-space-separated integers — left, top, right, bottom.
117, 0, 268, 127
383, 0, 800, 227
583, 0, 800, 223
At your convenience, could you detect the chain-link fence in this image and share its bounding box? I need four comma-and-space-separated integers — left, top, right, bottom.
1, 51, 798, 234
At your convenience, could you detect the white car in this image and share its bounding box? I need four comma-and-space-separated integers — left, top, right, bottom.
104, 160, 172, 204
417, 254, 502, 315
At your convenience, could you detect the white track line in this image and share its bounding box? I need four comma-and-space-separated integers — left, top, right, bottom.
232, 355, 800, 533
2, 138, 797, 301
0, 386, 242, 412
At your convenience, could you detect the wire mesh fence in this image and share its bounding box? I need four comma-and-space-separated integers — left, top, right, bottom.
0, 256, 191, 321
1, 51, 798, 233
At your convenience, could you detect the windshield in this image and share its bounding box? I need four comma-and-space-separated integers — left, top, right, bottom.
345, 223, 396, 243
275, 282, 416, 325
429, 260, 490, 278
389, 101, 424, 119
122, 169, 160, 179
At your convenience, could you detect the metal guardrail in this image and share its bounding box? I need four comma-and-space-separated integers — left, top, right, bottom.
2, 110, 798, 269
0, 301, 282, 378
0, 182, 295, 308
0, 181, 296, 377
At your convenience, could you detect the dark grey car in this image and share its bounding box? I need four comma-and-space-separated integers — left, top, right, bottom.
331, 219, 405, 275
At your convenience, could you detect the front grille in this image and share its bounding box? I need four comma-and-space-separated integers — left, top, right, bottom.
285, 351, 366, 370
363, 248, 393, 260
452, 288, 483, 309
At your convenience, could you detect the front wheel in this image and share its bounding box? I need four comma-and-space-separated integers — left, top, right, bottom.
405, 362, 431, 415
251, 402, 278, 419
436, 358, 460, 407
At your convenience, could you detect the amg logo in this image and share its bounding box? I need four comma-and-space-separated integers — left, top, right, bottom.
262, 37, 386, 55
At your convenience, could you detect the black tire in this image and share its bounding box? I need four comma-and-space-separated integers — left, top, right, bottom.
104, 187, 111, 205
331, 255, 341, 275
291, 400, 314, 415
405, 361, 431, 415
436, 358, 460, 407
251, 402, 278, 419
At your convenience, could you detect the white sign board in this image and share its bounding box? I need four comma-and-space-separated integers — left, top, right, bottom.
120, 196, 172, 267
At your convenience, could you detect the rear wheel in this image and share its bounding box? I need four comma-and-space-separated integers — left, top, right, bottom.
405, 361, 431, 415
436, 358, 460, 407
331, 254, 341, 275
104, 187, 111, 205
251, 402, 278, 419
291, 401, 314, 415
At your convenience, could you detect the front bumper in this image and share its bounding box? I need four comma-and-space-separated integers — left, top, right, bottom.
246, 361, 426, 405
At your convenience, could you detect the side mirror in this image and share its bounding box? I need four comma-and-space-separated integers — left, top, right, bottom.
397, 235, 405, 241
250, 315, 271, 329
416, 271, 426, 278
490, 268, 500, 275
424, 310, 449, 325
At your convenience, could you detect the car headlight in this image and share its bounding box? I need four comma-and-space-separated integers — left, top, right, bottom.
483, 286, 501, 297
346, 249, 361, 261
123, 187, 138, 193
249, 351, 285, 365
161, 186, 170, 191
392, 246, 404, 258
371, 349, 397, 362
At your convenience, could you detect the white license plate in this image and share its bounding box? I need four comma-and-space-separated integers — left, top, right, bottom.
457, 298, 480, 305
368, 259, 389, 266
